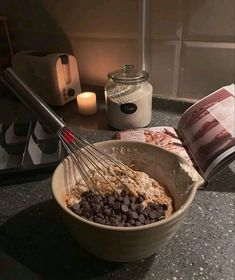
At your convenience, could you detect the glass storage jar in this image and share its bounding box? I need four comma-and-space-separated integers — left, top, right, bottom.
105, 65, 153, 129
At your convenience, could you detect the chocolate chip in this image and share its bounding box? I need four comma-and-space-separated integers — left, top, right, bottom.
143, 207, 151, 217
136, 195, 145, 204
130, 203, 136, 211
75, 209, 83, 216
129, 218, 136, 225
92, 204, 101, 213
120, 190, 127, 197
99, 201, 104, 207
107, 195, 115, 204
126, 210, 132, 219
82, 191, 90, 198
155, 209, 163, 219
123, 197, 130, 206
103, 208, 112, 216
108, 196, 115, 206
97, 213, 104, 219
117, 196, 124, 203
121, 214, 127, 222
109, 216, 118, 225
83, 205, 91, 213
135, 221, 142, 226
114, 192, 119, 199
113, 201, 121, 210
90, 196, 99, 203
138, 213, 145, 223
145, 218, 150, 224
162, 204, 168, 211
72, 203, 80, 211
147, 202, 156, 208
130, 196, 136, 203
96, 195, 103, 202
131, 211, 139, 220
80, 201, 89, 208
116, 214, 122, 222
152, 203, 160, 210
110, 209, 115, 216
121, 204, 129, 213
83, 212, 91, 218
149, 210, 158, 220
94, 216, 103, 224
136, 204, 143, 214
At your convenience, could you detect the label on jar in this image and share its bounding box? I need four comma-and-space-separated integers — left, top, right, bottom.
120, 103, 137, 114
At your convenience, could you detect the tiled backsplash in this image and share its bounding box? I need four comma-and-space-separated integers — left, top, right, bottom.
150, 0, 235, 100
1, 0, 234, 100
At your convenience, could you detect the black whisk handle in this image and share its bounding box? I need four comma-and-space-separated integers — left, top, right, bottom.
0, 67, 65, 132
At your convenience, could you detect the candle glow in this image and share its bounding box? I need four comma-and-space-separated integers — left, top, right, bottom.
77, 92, 97, 115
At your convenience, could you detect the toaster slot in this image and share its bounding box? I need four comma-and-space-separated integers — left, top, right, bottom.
60, 54, 72, 85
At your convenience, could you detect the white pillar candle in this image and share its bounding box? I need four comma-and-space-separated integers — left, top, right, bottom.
77, 92, 97, 115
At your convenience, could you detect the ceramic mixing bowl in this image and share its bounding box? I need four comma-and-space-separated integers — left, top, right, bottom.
51, 140, 204, 262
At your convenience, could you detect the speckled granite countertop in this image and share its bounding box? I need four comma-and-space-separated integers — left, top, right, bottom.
0, 97, 235, 280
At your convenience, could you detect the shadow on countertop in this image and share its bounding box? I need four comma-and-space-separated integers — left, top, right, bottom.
0, 200, 155, 280
201, 163, 235, 193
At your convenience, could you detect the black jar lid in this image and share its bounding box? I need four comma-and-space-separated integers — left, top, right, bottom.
108, 65, 149, 84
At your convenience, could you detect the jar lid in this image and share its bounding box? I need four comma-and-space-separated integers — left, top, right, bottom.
108, 64, 149, 84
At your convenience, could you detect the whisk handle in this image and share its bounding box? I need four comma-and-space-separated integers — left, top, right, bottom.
1, 68, 65, 132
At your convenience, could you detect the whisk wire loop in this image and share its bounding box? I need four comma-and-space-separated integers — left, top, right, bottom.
59, 136, 94, 192
58, 129, 127, 193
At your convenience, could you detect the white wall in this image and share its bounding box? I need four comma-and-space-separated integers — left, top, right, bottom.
40, 0, 139, 86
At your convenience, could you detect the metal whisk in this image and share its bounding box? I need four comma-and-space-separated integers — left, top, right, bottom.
1, 68, 131, 194
57, 127, 129, 194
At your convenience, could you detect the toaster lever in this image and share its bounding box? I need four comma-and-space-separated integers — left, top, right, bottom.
59, 55, 71, 85
60, 55, 69, 64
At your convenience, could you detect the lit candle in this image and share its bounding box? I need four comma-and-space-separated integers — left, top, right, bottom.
77, 92, 97, 115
